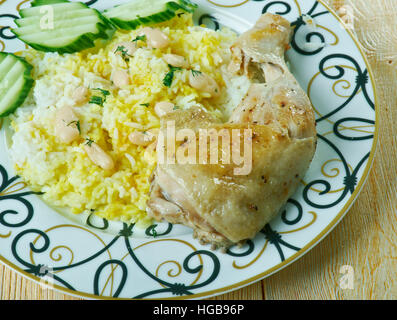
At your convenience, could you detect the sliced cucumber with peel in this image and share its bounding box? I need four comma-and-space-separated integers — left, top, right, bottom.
0, 53, 34, 117
15, 9, 97, 27
31, 0, 69, 6
19, 1, 82, 18
13, 0, 113, 54
104, 0, 198, 30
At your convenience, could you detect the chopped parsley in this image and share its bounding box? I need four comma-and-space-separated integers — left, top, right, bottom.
163, 65, 182, 88
140, 103, 150, 107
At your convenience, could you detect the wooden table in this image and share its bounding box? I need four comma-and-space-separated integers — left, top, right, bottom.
1, 0, 396, 300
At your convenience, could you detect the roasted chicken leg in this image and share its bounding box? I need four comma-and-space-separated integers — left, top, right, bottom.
146, 13, 317, 249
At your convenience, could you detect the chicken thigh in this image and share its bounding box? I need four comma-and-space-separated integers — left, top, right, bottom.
146, 13, 317, 249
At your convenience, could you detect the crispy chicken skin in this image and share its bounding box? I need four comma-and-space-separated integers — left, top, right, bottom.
146, 13, 317, 249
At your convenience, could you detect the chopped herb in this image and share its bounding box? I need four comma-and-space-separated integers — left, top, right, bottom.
90, 88, 110, 107
85, 138, 94, 147
89, 95, 104, 107
67, 120, 81, 134
173, 105, 180, 110
163, 65, 183, 88
140, 103, 150, 107
163, 71, 174, 87
170, 65, 182, 72
93, 88, 110, 97
191, 69, 202, 77
114, 45, 131, 62
132, 35, 146, 43
114, 45, 125, 54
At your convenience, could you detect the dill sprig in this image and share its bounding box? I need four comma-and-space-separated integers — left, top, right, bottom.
132, 35, 147, 43
89, 88, 110, 107
67, 120, 81, 134
191, 69, 202, 77
114, 45, 132, 62
85, 138, 94, 147
163, 65, 182, 88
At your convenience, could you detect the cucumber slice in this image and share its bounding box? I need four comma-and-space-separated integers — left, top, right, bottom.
0, 53, 34, 117
104, 0, 198, 30
14, 16, 103, 36
14, 1, 113, 54
19, 2, 84, 18
31, 0, 69, 6
15, 9, 97, 27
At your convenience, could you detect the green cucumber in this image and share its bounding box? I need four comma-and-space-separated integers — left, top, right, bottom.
31, 0, 69, 6
15, 16, 104, 35
0, 53, 34, 117
15, 9, 98, 27
13, 0, 113, 54
104, 0, 198, 30
19, 1, 83, 18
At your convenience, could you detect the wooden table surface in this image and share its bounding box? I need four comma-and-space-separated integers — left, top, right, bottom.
1, 0, 396, 300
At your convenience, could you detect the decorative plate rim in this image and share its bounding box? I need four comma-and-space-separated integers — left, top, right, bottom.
0, 0, 379, 300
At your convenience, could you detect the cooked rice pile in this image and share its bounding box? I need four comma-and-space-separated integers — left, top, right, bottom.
9, 14, 250, 225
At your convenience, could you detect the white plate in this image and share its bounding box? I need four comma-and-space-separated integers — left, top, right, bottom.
0, 0, 378, 299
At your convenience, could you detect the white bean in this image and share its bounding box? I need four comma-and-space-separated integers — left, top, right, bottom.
147, 128, 160, 136
147, 140, 158, 152
144, 140, 158, 163
84, 142, 115, 171
55, 106, 80, 144
72, 86, 88, 105
188, 71, 221, 98
154, 101, 175, 118
129, 131, 156, 146
140, 27, 169, 49
112, 70, 130, 88
163, 54, 189, 68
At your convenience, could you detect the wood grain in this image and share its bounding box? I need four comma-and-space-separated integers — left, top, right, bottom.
1, 0, 396, 300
